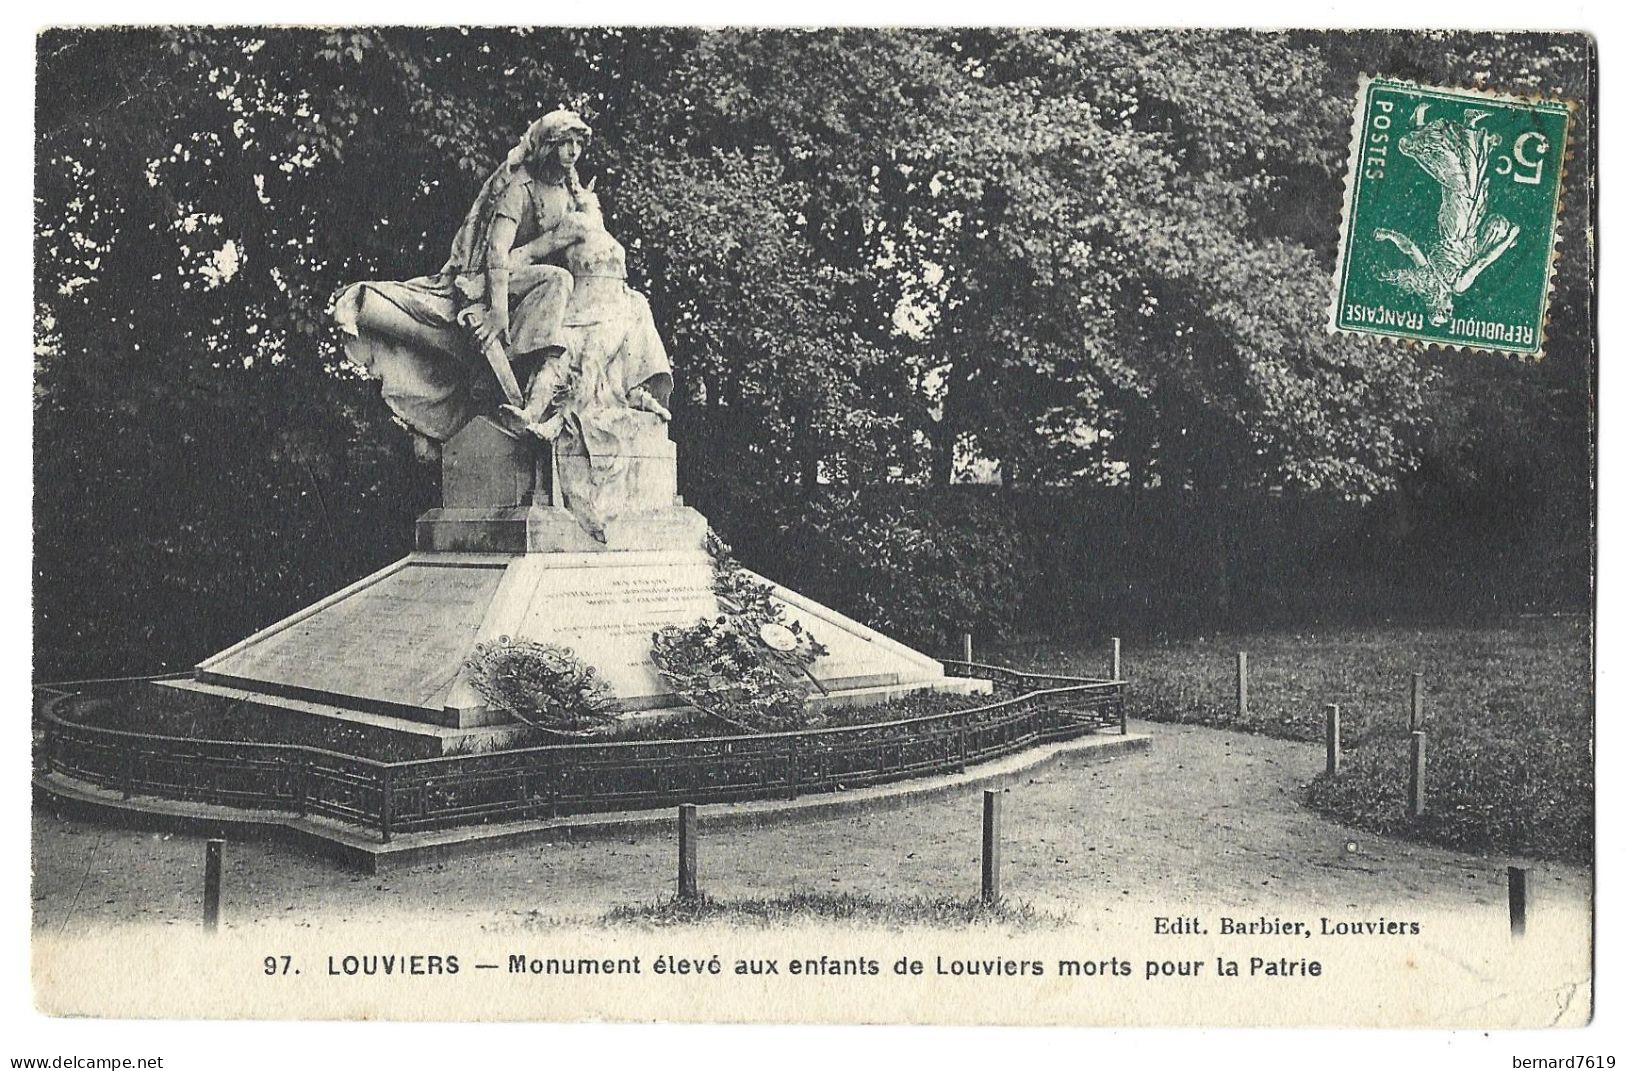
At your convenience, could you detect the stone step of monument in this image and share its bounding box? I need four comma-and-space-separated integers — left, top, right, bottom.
152, 678, 532, 758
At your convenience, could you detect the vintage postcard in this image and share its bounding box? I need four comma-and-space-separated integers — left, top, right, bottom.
26, 25, 1598, 1047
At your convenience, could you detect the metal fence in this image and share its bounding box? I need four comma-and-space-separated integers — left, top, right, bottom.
38, 664, 1124, 842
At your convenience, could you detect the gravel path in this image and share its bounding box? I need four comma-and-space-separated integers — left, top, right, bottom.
32, 720, 1591, 934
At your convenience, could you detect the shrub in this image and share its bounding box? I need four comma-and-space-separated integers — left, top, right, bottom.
1304, 718, 1593, 864
757, 486, 1031, 651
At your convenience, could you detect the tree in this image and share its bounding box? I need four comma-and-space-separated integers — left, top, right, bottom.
34, 29, 1592, 673
33, 27, 910, 671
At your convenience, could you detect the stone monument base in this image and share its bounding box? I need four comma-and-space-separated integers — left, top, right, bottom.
190, 546, 988, 734
182, 416, 986, 739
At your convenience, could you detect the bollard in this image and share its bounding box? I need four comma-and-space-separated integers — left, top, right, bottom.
1236, 652, 1249, 720
203, 839, 223, 932
1408, 731, 1427, 817
1110, 637, 1122, 681
961, 631, 974, 665
677, 803, 699, 900
1508, 866, 1528, 937
981, 790, 1002, 904
1324, 704, 1341, 776
294, 752, 309, 817
1410, 672, 1423, 731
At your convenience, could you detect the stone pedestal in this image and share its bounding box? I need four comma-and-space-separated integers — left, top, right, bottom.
414, 417, 707, 554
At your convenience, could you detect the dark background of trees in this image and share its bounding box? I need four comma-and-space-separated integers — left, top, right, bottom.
34, 29, 1594, 679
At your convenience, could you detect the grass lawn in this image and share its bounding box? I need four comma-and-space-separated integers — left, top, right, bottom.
600, 892, 1065, 929
988, 615, 1593, 866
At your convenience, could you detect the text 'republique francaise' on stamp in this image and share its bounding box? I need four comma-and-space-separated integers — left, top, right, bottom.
1330, 76, 1573, 359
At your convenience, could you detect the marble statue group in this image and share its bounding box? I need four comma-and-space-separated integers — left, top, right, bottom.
333, 109, 675, 538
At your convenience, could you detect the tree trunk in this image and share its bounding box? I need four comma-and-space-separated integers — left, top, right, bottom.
1208, 494, 1234, 618
790, 402, 821, 490
930, 358, 972, 487
929, 421, 956, 487
1122, 423, 1149, 519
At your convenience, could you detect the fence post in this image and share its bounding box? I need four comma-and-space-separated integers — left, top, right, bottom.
121, 743, 135, 800
957, 726, 968, 773
1324, 704, 1341, 776
961, 631, 974, 665
380, 765, 395, 844
294, 751, 309, 817
1408, 730, 1427, 817
981, 789, 1002, 905
1410, 672, 1423, 731
203, 839, 223, 932
1110, 637, 1122, 681
1236, 652, 1249, 720
787, 737, 800, 801
677, 803, 699, 899
548, 751, 560, 819
1508, 866, 1528, 937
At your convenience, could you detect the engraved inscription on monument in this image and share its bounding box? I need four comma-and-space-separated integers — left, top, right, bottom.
516, 558, 719, 701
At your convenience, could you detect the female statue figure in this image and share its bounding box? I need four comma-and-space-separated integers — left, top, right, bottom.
332, 109, 671, 451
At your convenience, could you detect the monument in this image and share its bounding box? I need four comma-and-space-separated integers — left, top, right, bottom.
155, 109, 985, 751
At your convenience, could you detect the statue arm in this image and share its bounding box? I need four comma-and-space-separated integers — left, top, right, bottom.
513, 192, 605, 265
512, 213, 599, 265
483, 212, 520, 336
512, 228, 576, 265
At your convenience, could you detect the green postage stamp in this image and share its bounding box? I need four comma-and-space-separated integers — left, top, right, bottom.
1330, 77, 1573, 357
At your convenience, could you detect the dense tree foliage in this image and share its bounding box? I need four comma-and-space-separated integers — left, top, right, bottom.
34, 29, 1593, 673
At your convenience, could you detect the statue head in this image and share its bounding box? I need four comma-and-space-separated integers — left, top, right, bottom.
513, 109, 593, 173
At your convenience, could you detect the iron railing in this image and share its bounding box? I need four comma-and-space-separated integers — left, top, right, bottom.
38, 664, 1124, 843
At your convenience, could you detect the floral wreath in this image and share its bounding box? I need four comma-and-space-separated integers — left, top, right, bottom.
649, 531, 829, 732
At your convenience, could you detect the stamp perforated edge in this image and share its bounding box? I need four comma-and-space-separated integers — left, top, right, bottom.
1327, 73, 1580, 362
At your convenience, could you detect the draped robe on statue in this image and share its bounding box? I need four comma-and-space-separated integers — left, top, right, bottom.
333, 167, 578, 441
547, 229, 676, 537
